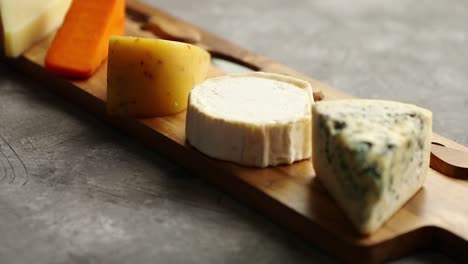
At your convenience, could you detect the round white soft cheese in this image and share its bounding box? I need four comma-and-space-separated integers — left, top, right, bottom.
186, 72, 314, 167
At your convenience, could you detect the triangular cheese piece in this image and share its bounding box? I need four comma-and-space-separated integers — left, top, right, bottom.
312, 99, 432, 234
0, 0, 72, 57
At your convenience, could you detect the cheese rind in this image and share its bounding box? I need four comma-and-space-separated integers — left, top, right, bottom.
312, 99, 432, 234
1, 0, 72, 57
186, 72, 314, 168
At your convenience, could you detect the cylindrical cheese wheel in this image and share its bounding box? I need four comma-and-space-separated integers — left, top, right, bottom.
186, 72, 314, 168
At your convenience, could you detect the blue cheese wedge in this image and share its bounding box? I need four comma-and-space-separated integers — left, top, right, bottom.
312, 99, 432, 234
186, 72, 314, 168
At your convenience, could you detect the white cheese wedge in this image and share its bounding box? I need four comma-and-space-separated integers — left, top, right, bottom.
0, 0, 72, 57
186, 72, 314, 168
312, 99, 432, 234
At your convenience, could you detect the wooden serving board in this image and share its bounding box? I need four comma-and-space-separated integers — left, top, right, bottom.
5, 1, 468, 263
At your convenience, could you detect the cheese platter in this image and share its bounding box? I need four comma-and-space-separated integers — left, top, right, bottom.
2, 0, 468, 262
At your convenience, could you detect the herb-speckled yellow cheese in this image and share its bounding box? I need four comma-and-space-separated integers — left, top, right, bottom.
312, 99, 432, 234
107, 36, 210, 117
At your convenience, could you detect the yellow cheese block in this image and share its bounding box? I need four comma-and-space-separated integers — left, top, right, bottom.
0, 0, 72, 57
107, 36, 211, 117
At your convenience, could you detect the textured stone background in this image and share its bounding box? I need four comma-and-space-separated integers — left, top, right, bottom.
154, 0, 468, 146
0, 0, 466, 263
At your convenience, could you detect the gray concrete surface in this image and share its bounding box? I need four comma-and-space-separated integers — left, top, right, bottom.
1, 0, 466, 263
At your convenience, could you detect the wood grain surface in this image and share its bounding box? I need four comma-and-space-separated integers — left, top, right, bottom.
5, 2, 468, 263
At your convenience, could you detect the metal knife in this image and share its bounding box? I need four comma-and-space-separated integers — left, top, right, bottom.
126, 0, 325, 101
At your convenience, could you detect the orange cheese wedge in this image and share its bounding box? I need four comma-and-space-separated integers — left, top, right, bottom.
45, 0, 125, 78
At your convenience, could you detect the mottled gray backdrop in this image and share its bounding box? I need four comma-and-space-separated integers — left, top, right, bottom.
0, 0, 466, 263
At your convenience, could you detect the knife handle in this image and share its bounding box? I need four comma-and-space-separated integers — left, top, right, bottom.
430, 142, 468, 179
127, 1, 271, 70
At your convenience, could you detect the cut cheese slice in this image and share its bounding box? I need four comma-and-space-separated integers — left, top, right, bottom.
0, 0, 72, 57
186, 72, 314, 168
312, 99, 432, 234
